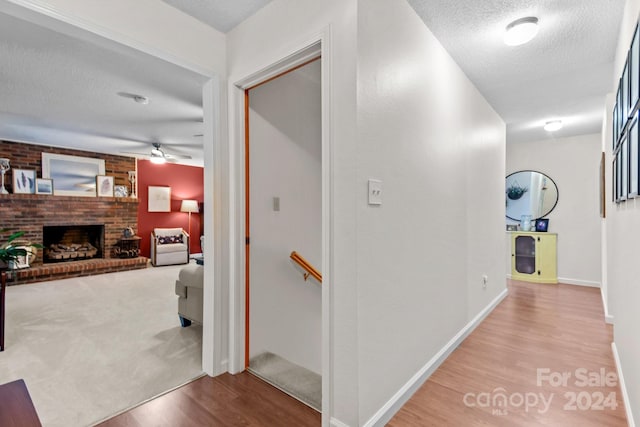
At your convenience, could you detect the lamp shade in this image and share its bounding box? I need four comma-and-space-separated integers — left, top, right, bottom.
180, 199, 199, 213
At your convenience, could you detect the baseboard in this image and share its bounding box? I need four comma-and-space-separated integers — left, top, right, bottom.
601, 288, 614, 324
557, 277, 601, 288
611, 343, 636, 427
363, 288, 509, 427
330, 417, 351, 427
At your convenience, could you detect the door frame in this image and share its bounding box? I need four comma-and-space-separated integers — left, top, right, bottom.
228, 31, 333, 425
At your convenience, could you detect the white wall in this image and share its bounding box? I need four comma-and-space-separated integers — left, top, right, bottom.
227, 1, 360, 424
229, 0, 505, 424
356, 0, 506, 422
506, 134, 603, 286
606, 0, 640, 423
249, 61, 322, 374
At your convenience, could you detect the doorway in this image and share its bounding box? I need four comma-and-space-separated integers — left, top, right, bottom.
244, 57, 323, 411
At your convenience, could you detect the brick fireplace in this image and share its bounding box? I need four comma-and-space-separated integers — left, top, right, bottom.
0, 140, 147, 285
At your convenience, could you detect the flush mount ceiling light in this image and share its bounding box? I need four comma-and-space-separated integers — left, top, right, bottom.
117, 92, 150, 105
544, 120, 563, 132
504, 17, 539, 46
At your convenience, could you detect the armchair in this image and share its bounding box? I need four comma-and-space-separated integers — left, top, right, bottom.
150, 228, 189, 266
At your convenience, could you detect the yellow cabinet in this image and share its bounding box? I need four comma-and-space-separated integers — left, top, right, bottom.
510, 231, 557, 284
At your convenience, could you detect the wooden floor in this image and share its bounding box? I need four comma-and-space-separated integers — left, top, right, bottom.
96, 372, 320, 427
99, 280, 626, 427
390, 280, 627, 426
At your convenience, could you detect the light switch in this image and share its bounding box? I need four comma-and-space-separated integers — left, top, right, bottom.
368, 179, 382, 205
273, 197, 280, 211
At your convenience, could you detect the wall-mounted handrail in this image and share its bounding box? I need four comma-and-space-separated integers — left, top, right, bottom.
290, 251, 322, 284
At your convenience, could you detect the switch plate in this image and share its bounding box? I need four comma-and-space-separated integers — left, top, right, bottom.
273, 197, 280, 211
368, 179, 382, 205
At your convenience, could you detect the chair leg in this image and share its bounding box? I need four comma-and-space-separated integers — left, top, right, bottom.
179, 316, 192, 327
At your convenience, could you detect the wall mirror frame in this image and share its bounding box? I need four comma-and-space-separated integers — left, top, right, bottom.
506, 170, 559, 221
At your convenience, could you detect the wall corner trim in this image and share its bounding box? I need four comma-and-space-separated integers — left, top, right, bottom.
557, 277, 601, 288
363, 288, 509, 427
611, 342, 636, 427
330, 418, 351, 427
601, 288, 615, 324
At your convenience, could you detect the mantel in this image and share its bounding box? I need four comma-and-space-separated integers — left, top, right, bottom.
0, 194, 139, 204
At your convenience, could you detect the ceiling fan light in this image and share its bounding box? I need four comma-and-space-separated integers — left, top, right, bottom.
544, 120, 563, 132
150, 154, 166, 164
504, 17, 539, 46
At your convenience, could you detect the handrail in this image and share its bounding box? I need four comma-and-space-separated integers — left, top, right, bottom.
290, 251, 322, 284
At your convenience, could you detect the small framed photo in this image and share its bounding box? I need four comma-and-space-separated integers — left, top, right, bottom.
535, 218, 549, 232
96, 175, 114, 197
35, 178, 53, 195
13, 169, 36, 194
506, 224, 518, 232
114, 185, 128, 197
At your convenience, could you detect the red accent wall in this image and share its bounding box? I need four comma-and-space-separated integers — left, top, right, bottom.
137, 160, 204, 257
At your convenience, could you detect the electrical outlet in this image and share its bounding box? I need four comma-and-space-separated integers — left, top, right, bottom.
482, 275, 488, 289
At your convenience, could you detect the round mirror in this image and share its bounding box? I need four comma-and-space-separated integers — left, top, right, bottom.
506, 170, 559, 221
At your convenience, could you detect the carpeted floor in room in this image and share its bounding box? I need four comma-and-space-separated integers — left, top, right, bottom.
0, 263, 203, 427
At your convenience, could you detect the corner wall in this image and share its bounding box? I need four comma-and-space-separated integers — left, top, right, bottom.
606, 0, 640, 423
506, 134, 603, 286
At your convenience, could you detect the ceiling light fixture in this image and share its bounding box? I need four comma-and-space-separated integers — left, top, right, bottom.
504, 17, 539, 46
133, 95, 149, 105
544, 120, 563, 132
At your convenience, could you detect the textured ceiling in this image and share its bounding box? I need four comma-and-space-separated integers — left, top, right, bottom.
161, 0, 272, 33
0, 11, 208, 166
406, 0, 625, 143
0, 0, 626, 165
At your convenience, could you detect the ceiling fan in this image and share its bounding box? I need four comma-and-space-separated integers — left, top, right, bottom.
121, 142, 192, 164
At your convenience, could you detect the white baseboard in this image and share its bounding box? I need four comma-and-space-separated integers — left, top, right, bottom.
557, 277, 601, 288
601, 288, 615, 324
330, 418, 351, 427
611, 343, 636, 427
363, 288, 509, 427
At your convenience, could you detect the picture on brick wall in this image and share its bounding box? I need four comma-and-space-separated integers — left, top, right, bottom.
35, 178, 53, 195
12, 169, 35, 194
148, 186, 171, 212
42, 152, 105, 197
96, 175, 114, 197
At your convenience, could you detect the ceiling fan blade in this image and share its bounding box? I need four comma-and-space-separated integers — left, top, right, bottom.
164, 152, 192, 160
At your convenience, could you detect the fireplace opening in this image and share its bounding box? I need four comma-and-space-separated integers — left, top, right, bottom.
43, 225, 105, 263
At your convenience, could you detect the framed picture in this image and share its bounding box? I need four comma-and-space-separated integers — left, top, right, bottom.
35, 178, 53, 195
631, 24, 639, 113
629, 116, 639, 198
535, 218, 549, 232
12, 169, 36, 194
96, 175, 114, 197
506, 224, 518, 231
114, 185, 128, 197
42, 152, 104, 197
148, 186, 171, 212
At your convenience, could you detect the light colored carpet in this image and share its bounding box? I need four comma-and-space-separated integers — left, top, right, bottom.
0, 264, 203, 427
249, 352, 321, 412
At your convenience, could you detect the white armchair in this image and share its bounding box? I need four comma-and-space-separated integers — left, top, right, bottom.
150, 228, 189, 266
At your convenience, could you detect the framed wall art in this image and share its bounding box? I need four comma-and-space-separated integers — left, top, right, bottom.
148, 186, 171, 212
12, 169, 36, 194
35, 178, 53, 195
42, 152, 104, 197
96, 175, 114, 197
